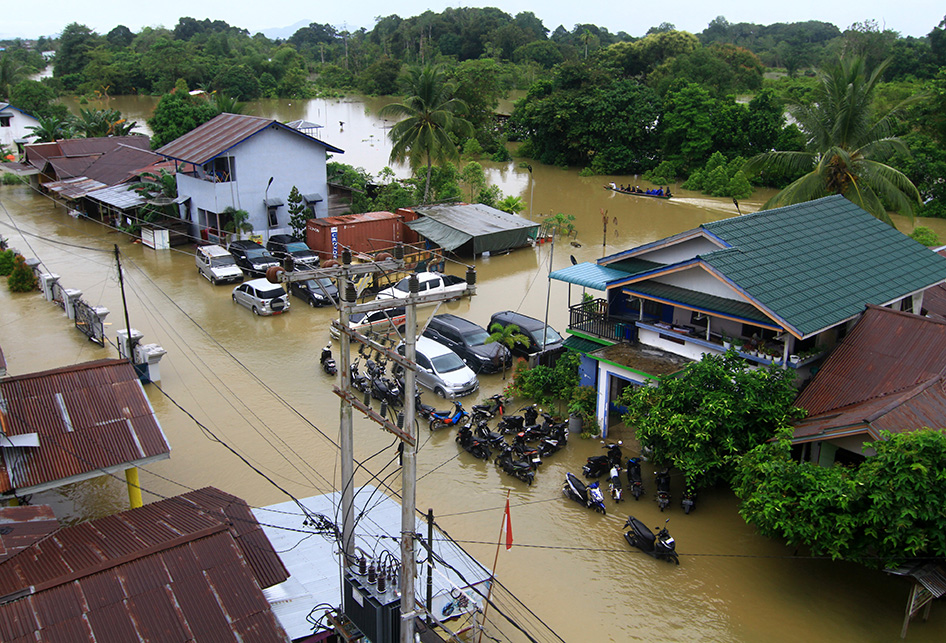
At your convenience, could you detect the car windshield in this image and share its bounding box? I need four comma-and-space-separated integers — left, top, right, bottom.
431, 352, 466, 373
244, 248, 268, 259
466, 328, 490, 346
393, 277, 411, 293
304, 278, 334, 290
286, 242, 309, 252
539, 326, 563, 348
211, 255, 236, 266
257, 286, 285, 299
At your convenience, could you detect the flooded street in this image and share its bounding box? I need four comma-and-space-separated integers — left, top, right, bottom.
2, 95, 944, 641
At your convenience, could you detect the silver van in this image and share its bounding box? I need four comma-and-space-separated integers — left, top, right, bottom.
196, 245, 244, 285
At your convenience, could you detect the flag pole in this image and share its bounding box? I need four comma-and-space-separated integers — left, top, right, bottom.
478, 490, 511, 643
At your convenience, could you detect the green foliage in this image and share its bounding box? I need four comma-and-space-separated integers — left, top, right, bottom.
1, 173, 26, 185
620, 349, 803, 488
7, 254, 37, 292
460, 162, 486, 201
221, 206, 252, 235
72, 107, 137, 137
147, 83, 221, 148
10, 80, 68, 120
507, 352, 580, 411
735, 429, 946, 567
496, 195, 525, 214
541, 212, 576, 238
26, 115, 74, 142
909, 226, 939, 246
0, 249, 15, 275
643, 160, 678, 184
287, 186, 308, 238
485, 322, 529, 379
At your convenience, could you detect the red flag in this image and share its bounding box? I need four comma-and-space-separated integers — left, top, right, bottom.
504, 498, 513, 550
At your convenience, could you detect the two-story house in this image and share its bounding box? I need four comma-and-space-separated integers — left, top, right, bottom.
155, 113, 344, 243
551, 196, 946, 436
0, 102, 39, 157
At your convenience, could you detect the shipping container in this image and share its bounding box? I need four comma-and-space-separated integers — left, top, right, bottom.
306, 211, 403, 258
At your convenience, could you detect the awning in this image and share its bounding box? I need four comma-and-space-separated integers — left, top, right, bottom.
406, 203, 540, 255
302, 193, 323, 203
550, 262, 634, 290
263, 198, 284, 207
85, 184, 146, 210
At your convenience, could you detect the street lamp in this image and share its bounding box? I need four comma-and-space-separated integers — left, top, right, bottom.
524, 164, 534, 218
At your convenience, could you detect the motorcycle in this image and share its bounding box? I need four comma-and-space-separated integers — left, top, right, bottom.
624, 517, 679, 564
608, 464, 623, 502
537, 432, 566, 458
495, 444, 535, 485
320, 345, 337, 376
473, 421, 507, 451
456, 425, 491, 460
656, 468, 671, 511
682, 485, 697, 514
562, 472, 606, 514
497, 405, 538, 435
428, 401, 469, 431
583, 441, 623, 478
472, 393, 506, 418
511, 432, 542, 468
626, 457, 644, 501
350, 360, 370, 394
414, 391, 436, 421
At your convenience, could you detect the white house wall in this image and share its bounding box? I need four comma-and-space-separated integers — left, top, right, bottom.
637, 236, 721, 264
654, 266, 744, 300
0, 107, 39, 150
595, 360, 658, 439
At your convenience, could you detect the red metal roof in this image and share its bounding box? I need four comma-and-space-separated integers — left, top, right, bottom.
307, 211, 401, 227
155, 112, 343, 165
0, 505, 59, 564
0, 359, 170, 495
793, 306, 946, 442
0, 488, 289, 642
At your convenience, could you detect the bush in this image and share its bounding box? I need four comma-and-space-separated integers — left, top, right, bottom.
7, 254, 37, 292
1, 173, 26, 185
910, 226, 939, 246
0, 249, 15, 275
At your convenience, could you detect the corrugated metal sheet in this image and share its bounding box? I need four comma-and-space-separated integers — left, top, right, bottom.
550, 262, 639, 290
306, 211, 403, 257
83, 184, 145, 210
0, 505, 59, 564
0, 488, 290, 642
0, 359, 169, 494
43, 176, 106, 200
156, 113, 343, 165
407, 203, 540, 255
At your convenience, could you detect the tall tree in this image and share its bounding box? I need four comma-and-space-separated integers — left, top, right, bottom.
380, 64, 473, 202
744, 56, 921, 225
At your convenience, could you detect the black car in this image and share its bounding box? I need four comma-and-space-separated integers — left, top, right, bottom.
290, 276, 338, 307
423, 314, 511, 374
488, 310, 564, 357
266, 234, 319, 270
228, 240, 281, 277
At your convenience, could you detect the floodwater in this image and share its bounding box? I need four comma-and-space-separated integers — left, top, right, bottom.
2, 95, 943, 641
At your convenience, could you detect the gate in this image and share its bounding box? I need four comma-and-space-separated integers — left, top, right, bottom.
50, 281, 66, 309
74, 299, 104, 346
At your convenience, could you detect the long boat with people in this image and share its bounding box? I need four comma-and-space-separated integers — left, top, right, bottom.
604, 183, 672, 200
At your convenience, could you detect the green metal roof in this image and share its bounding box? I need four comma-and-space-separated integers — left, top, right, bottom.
699, 196, 946, 337
563, 334, 609, 354
624, 281, 775, 326
549, 262, 637, 289
606, 257, 665, 277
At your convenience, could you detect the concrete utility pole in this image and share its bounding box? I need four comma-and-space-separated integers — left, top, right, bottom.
269, 247, 476, 643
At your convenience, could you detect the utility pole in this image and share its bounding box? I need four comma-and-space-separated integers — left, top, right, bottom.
268, 248, 476, 643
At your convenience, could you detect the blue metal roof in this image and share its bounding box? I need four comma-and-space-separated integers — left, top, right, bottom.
549, 262, 634, 290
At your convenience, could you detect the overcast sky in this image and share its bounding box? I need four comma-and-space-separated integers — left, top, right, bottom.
4, 1, 943, 41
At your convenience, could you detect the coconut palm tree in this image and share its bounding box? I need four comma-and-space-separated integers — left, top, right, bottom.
380, 65, 473, 202
485, 322, 529, 379
744, 56, 920, 225
26, 115, 73, 142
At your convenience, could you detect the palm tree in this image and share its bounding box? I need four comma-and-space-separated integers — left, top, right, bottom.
26, 116, 73, 142
744, 56, 920, 225
380, 65, 473, 202
485, 322, 529, 379
72, 108, 137, 138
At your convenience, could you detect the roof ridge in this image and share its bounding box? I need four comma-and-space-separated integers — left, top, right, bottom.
0, 358, 129, 383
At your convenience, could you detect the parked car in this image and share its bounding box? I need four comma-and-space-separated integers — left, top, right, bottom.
228, 240, 281, 277
266, 234, 319, 269
488, 310, 564, 357
375, 271, 468, 302
290, 276, 338, 307
196, 244, 244, 285
330, 306, 406, 339
422, 314, 511, 374
232, 278, 290, 315
397, 336, 479, 398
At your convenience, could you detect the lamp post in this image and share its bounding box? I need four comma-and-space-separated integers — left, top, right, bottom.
525, 164, 534, 218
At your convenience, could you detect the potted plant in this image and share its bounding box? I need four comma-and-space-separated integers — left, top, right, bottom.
789, 354, 801, 365
568, 385, 598, 436
721, 333, 732, 349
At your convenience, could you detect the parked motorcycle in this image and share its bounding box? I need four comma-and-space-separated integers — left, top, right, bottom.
608, 465, 624, 502
428, 401, 469, 431
583, 441, 623, 478
414, 391, 436, 421
473, 421, 507, 451
562, 472, 606, 514
626, 457, 644, 501
472, 393, 506, 418
624, 517, 679, 564
456, 425, 491, 460
495, 444, 535, 485
511, 432, 542, 469
536, 431, 566, 458
682, 484, 697, 514
656, 468, 671, 511
350, 360, 370, 394
320, 345, 337, 376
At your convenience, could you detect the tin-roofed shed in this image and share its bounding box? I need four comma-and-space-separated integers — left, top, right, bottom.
405, 203, 539, 256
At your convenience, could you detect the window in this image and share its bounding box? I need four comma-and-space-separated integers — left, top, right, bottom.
203, 157, 235, 182
0, 116, 11, 127
268, 206, 279, 227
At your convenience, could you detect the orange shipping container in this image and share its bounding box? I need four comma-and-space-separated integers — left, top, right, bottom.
306, 211, 404, 259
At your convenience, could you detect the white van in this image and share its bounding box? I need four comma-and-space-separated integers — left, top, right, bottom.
196, 245, 244, 285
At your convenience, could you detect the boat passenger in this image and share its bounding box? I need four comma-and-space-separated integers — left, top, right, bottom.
610, 182, 617, 190
656, 188, 663, 196
665, 187, 672, 198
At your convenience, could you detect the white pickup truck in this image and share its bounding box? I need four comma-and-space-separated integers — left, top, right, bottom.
375, 271, 468, 301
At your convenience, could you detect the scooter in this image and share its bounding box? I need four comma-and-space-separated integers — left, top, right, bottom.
656, 468, 671, 511
511, 432, 542, 469
682, 485, 697, 514
350, 360, 370, 394
608, 464, 623, 502
495, 444, 535, 485
414, 391, 437, 421
456, 425, 491, 460
320, 345, 337, 376
626, 457, 644, 501
472, 394, 505, 418
624, 517, 679, 564
583, 441, 623, 478
428, 401, 469, 431
473, 421, 507, 451
562, 472, 606, 514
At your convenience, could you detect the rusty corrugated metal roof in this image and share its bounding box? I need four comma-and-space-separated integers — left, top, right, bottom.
42, 176, 107, 200
156, 113, 343, 165
0, 488, 289, 642
308, 211, 400, 227
0, 505, 58, 564
793, 306, 946, 443
0, 359, 170, 495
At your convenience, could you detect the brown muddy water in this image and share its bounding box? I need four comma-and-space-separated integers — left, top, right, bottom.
2, 96, 943, 642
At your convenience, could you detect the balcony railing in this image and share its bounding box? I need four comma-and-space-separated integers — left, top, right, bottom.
569, 298, 625, 341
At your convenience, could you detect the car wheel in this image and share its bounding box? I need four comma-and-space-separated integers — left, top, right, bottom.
211, 277, 218, 286
308, 298, 316, 307
232, 294, 237, 302
435, 387, 447, 398
252, 306, 260, 315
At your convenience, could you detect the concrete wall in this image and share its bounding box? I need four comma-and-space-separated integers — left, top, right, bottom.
656, 266, 745, 300
0, 106, 39, 151
640, 236, 721, 264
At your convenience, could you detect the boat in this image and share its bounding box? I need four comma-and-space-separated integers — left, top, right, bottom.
604, 185, 672, 200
